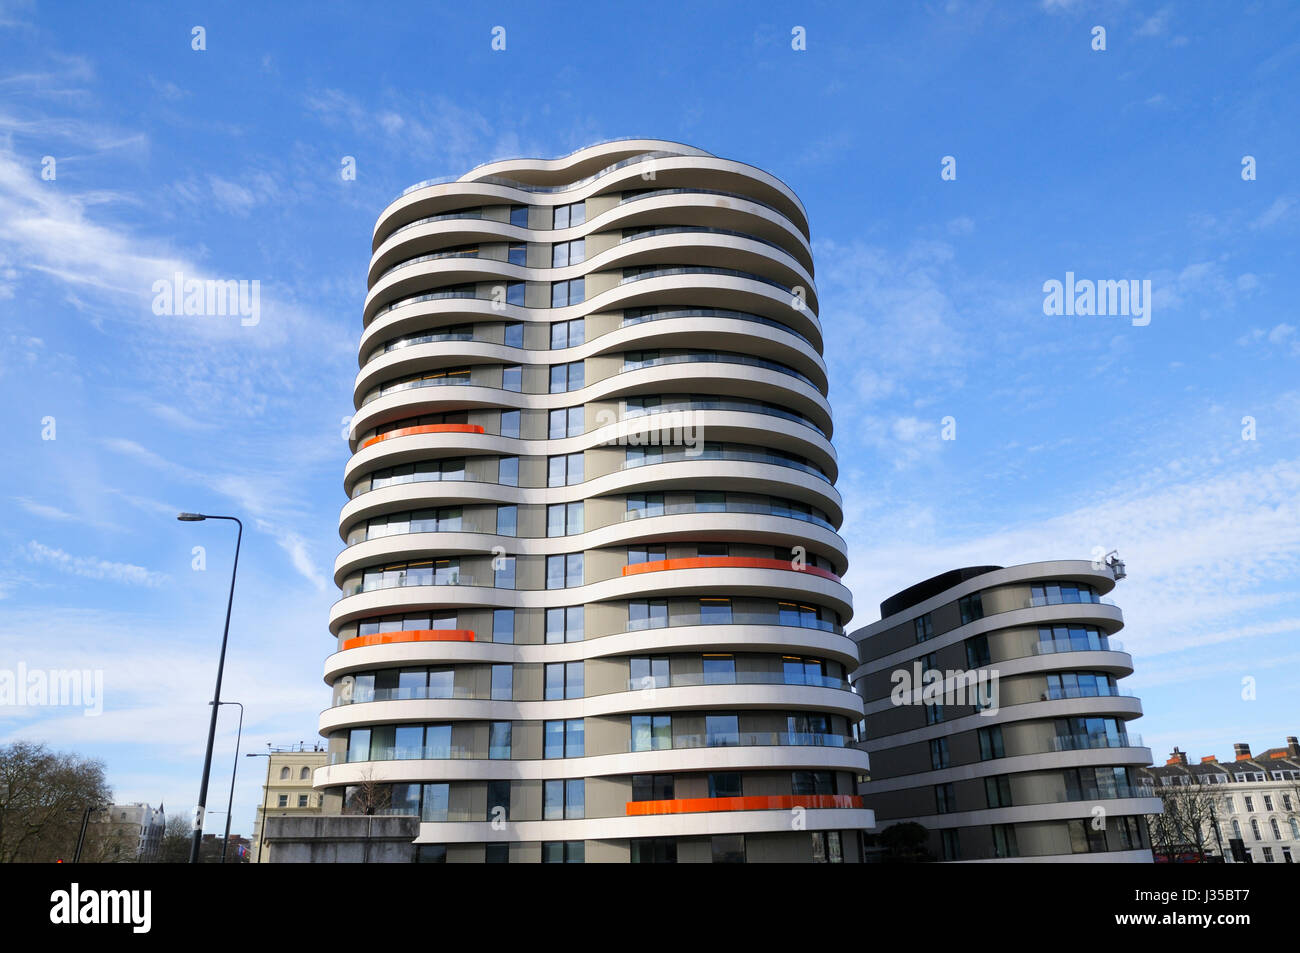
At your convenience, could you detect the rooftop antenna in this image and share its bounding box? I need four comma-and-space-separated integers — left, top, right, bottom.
1104, 550, 1126, 580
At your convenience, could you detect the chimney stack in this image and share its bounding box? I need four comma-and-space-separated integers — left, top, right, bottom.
1287, 736, 1299, 757
1166, 747, 1188, 766
1233, 743, 1252, 761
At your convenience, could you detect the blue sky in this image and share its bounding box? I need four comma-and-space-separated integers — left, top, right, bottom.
1, 0, 1297, 838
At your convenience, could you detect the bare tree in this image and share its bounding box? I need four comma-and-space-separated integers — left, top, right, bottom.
347, 765, 391, 816
0, 741, 112, 863
1146, 779, 1219, 861
152, 814, 193, 864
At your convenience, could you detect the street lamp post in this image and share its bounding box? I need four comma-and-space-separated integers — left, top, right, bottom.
72, 803, 100, 862
246, 750, 273, 863
213, 700, 245, 863
178, 512, 243, 864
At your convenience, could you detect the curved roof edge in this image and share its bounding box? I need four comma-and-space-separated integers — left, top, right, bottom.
879, 566, 1003, 619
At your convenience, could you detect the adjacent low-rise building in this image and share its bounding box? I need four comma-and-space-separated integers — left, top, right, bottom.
249, 744, 330, 863
93, 802, 165, 862
1140, 738, 1300, 863
850, 558, 1161, 862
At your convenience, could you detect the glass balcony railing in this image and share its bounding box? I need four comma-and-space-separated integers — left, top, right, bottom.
393, 151, 679, 205
624, 671, 848, 692
345, 570, 472, 596
1042, 685, 1133, 701
625, 611, 843, 636
331, 745, 475, 765
621, 446, 831, 483
621, 307, 814, 347
618, 187, 785, 217
372, 287, 480, 320
385, 208, 484, 240
634, 731, 849, 751
368, 329, 474, 362
331, 732, 852, 766
330, 671, 853, 708
620, 350, 817, 388
618, 264, 800, 299
618, 225, 795, 257
1051, 732, 1144, 752
363, 373, 474, 405
622, 397, 826, 437
621, 499, 837, 534
1033, 637, 1125, 655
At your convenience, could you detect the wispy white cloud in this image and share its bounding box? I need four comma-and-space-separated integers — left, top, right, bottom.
25, 539, 168, 587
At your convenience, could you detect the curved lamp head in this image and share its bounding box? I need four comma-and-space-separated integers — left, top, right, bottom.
177, 512, 207, 522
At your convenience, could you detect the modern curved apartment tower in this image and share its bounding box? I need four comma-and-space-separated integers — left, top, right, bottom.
850, 560, 1161, 862
315, 138, 873, 862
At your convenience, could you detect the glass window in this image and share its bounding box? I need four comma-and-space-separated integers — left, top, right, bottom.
706, 715, 740, 747
500, 409, 520, 438
930, 737, 950, 770
702, 654, 736, 685
628, 599, 668, 630
696, 491, 725, 512
420, 783, 449, 822
509, 205, 529, 228
959, 592, 984, 625
631, 714, 672, 751
914, 613, 934, 642
547, 452, 584, 487
543, 780, 565, 821
508, 243, 527, 266
630, 656, 669, 690
494, 555, 515, 589
489, 721, 511, 759
935, 782, 955, 814
566, 779, 585, 819
793, 770, 834, 796
496, 505, 517, 535
978, 725, 1004, 760
504, 322, 524, 348
546, 555, 565, 590
708, 773, 742, 798
700, 597, 732, 624
426, 668, 454, 699
711, 835, 745, 864
347, 728, 371, 763
632, 775, 675, 801
626, 493, 665, 518
505, 281, 525, 307
565, 718, 584, 757
498, 456, 518, 486
545, 605, 584, 644
487, 780, 510, 822
492, 608, 514, 643
541, 841, 584, 863
501, 364, 522, 392
544, 719, 565, 759
416, 845, 447, 863
491, 664, 513, 701
630, 838, 677, 864
985, 775, 1012, 808
992, 824, 1018, 858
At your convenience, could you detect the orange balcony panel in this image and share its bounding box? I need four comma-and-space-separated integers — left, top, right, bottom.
621, 556, 840, 583
342, 629, 475, 651
360, 424, 485, 449
626, 794, 862, 816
